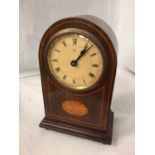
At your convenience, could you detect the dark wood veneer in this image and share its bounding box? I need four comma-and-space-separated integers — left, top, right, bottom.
39, 15, 117, 144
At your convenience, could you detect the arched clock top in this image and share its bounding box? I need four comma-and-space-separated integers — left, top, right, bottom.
39, 15, 118, 144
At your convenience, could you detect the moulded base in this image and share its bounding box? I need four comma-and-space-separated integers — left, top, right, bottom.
39, 111, 113, 144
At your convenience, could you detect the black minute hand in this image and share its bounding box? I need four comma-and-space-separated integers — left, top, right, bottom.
71, 45, 93, 67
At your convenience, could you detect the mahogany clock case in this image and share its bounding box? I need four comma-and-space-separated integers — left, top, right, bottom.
39, 16, 117, 144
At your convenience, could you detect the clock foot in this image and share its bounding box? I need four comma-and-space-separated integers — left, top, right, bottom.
39, 111, 114, 145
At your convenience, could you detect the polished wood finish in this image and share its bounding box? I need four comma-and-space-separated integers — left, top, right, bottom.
39, 15, 117, 144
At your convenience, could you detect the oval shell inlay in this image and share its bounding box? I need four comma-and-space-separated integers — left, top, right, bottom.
62, 100, 88, 116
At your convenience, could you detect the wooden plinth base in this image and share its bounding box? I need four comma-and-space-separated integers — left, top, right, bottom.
39, 112, 113, 144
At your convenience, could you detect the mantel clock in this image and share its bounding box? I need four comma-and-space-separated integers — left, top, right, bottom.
39, 15, 117, 144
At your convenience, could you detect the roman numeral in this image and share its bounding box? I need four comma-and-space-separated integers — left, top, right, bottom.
73, 38, 77, 45
89, 72, 95, 78
62, 40, 67, 47
90, 53, 96, 57
83, 79, 86, 83
55, 67, 60, 73
73, 79, 76, 84
84, 43, 88, 49
52, 59, 58, 62
63, 75, 67, 80
54, 49, 60, 52
92, 64, 99, 67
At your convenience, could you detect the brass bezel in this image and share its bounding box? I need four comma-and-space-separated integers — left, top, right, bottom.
45, 28, 108, 91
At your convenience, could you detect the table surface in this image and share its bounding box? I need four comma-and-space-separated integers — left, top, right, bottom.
19, 68, 135, 155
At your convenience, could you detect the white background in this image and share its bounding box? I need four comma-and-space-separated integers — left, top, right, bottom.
1, 0, 155, 155
19, 0, 134, 74
19, 1, 135, 155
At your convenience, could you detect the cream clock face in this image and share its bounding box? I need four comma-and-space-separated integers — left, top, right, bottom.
47, 33, 104, 90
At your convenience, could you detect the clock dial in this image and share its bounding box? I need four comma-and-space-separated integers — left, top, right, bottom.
47, 33, 104, 90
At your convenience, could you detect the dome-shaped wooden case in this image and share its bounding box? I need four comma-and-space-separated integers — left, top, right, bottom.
39, 15, 117, 144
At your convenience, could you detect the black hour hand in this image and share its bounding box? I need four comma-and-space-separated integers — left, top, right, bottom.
71, 45, 93, 67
